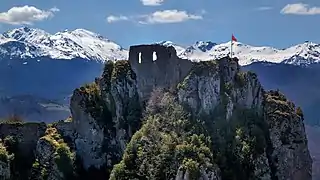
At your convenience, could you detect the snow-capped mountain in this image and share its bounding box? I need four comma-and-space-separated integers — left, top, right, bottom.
1, 27, 320, 66
0, 27, 120, 122
1, 26, 320, 123
157, 41, 186, 55
0, 27, 128, 61
160, 41, 320, 66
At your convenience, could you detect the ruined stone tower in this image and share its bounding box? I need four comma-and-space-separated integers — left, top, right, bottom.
128, 44, 193, 101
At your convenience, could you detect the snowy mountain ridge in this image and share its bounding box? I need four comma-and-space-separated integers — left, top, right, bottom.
1, 27, 320, 66
159, 40, 320, 66
0, 27, 127, 61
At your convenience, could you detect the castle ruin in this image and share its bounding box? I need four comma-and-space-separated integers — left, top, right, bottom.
128, 44, 240, 101
129, 44, 193, 100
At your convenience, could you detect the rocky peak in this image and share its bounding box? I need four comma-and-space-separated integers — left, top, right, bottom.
0, 44, 312, 180
67, 44, 311, 179
3, 27, 50, 43
194, 41, 217, 52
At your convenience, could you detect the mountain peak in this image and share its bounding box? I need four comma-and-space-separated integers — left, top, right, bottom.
71, 28, 96, 35
179, 41, 320, 66
156, 41, 186, 55
4, 27, 49, 39
71, 29, 110, 41
157, 41, 176, 46
193, 41, 217, 52
2, 27, 50, 46
0, 27, 127, 61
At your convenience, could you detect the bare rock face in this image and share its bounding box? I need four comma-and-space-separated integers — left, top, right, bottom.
69, 60, 142, 170
177, 61, 221, 114
177, 58, 264, 116
99, 61, 140, 152
252, 152, 272, 180
70, 89, 107, 169
175, 166, 221, 180
264, 91, 312, 180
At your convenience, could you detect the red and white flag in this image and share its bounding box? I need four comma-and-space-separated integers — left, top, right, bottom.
232, 34, 237, 42
230, 34, 238, 58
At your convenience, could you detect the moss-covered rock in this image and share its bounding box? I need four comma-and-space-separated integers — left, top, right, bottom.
31, 127, 75, 180
263, 90, 312, 180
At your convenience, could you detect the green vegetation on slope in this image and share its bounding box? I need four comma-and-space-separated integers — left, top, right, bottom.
0, 140, 12, 164
0, 58, 307, 180
31, 127, 75, 180
210, 107, 268, 180
110, 60, 274, 180
2, 126, 43, 180
110, 90, 216, 180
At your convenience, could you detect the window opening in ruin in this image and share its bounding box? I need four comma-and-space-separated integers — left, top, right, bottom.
153, 51, 157, 61
138, 52, 142, 63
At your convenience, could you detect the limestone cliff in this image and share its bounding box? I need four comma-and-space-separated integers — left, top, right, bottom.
264, 91, 312, 180
0, 44, 312, 180
66, 44, 312, 180
69, 60, 142, 171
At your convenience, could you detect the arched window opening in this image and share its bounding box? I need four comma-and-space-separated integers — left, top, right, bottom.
153, 51, 157, 61
138, 52, 142, 63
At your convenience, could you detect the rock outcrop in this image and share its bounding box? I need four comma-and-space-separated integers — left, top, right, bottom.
31, 127, 75, 180
0, 44, 312, 180
68, 44, 311, 180
69, 60, 142, 171
264, 91, 312, 180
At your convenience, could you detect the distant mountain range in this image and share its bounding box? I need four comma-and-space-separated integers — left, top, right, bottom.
0, 27, 127, 61
0, 26, 319, 124
1, 26, 320, 178
1, 27, 320, 66
159, 40, 320, 66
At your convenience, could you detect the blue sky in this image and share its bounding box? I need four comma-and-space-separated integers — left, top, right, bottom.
0, 0, 320, 49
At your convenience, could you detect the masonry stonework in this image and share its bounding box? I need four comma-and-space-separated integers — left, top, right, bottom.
129, 44, 193, 101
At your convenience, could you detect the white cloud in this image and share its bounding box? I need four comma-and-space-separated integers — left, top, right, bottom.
140, 10, 203, 24
141, 0, 164, 6
106, 15, 129, 23
107, 10, 202, 24
49, 7, 60, 12
0, 5, 59, 25
281, 3, 320, 15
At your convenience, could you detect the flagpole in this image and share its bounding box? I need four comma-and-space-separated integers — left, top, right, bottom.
230, 35, 233, 58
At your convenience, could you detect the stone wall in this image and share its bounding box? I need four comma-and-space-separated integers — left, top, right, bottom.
129, 44, 193, 101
